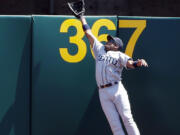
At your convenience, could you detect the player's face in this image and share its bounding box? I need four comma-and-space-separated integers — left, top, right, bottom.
105, 41, 119, 51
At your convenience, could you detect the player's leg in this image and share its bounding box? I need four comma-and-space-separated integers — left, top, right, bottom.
114, 82, 140, 135
99, 88, 125, 135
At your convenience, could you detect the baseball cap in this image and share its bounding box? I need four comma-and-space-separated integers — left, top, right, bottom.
107, 35, 123, 50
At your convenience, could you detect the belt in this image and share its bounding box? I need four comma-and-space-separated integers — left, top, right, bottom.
99, 82, 118, 89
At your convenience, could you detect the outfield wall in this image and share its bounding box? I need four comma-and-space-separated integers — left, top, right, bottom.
0, 16, 31, 135
0, 15, 180, 135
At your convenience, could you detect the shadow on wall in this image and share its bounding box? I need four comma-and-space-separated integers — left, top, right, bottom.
0, 36, 29, 134
75, 88, 112, 135
0, 30, 41, 135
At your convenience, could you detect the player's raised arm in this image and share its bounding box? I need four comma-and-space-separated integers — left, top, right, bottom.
127, 59, 148, 69
79, 16, 96, 48
67, 0, 96, 48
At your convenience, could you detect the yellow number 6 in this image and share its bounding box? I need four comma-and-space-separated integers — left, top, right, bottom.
91, 19, 116, 57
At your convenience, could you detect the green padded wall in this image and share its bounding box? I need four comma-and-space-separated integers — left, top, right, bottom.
0, 16, 31, 135
0, 15, 180, 135
31, 16, 117, 135
118, 17, 180, 135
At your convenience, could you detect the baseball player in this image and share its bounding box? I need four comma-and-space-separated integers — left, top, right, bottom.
68, 1, 148, 135
80, 16, 148, 135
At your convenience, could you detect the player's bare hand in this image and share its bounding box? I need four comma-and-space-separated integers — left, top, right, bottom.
137, 59, 148, 67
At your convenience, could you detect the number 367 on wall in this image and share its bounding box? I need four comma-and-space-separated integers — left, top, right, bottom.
59, 19, 146, 63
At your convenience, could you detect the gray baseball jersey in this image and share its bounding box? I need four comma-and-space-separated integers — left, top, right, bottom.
92, 36, 131, 87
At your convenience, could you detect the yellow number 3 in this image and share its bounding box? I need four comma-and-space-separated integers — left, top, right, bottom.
59, 19, 86, 63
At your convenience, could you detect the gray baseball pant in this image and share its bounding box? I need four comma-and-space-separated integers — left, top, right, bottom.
99, 81, 140, 135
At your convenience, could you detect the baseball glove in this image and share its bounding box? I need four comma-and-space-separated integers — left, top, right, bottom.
67, 0, 85, 18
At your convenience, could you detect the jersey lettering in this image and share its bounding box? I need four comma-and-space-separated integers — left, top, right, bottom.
98, 55, 118, 66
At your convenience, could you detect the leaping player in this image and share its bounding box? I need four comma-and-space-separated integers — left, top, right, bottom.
68, 1, 148, 135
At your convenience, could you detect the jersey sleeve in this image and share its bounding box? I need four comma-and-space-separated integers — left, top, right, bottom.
119, 52, 132, 68
91, 33, 104, 59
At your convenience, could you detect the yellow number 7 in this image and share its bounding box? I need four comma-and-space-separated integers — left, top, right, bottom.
119, 20, 146, 57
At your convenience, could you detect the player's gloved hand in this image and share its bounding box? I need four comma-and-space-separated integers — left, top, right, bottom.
67, 0, 85, 19
137, 59, 148, 67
